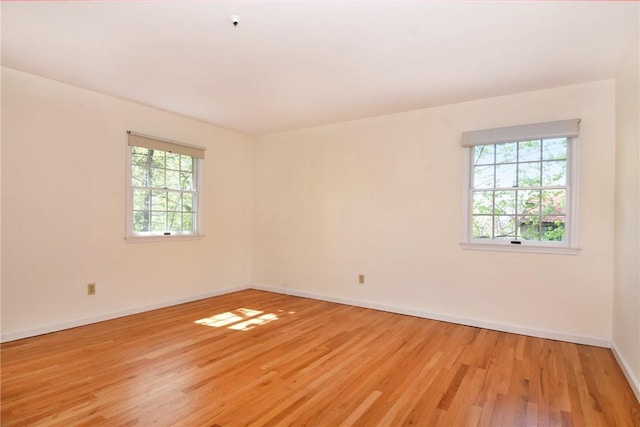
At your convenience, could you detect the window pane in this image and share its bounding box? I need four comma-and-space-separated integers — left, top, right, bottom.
168, 211, 182, 231
151, 191, 167, 211
518, 140, 541, 162
472, 216, 493, 239
151, 168, 165, 188
518, 216, 540, 240
495, 142, 517, 164
166, 170, 181, 190
182, 212, 194, 231
474, 145, 494, 165
541, 217, 565, 241
542, 138, 567, 160
132, 152, 150, 166
518, 162, 541, 187
132, 165, 149, 187
151, 150, 165, 168
182, 193, 194, 212
166, 153, 180, 170
133, 211, 149, 232
167, 192, 181, 211
180, 155, 193, 173
517, 190, 540, 215
133, 189, 150, 210
495, 164, 517, 188
132, 146, 149, 156
494, 191, 515, 215
151, 212, 166, 232
472, 191, 493, 214
494, 216, 516, 239
180, 172, 194, 190
541, 190, 566, 216
473, 165, 494, 189
542, 161, 566, 186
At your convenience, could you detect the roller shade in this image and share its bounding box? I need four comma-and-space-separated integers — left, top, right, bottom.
127, 131, 205, 159
461, 119, 581, 147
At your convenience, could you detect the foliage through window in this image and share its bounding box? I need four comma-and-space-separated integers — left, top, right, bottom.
471, 138, 570, 243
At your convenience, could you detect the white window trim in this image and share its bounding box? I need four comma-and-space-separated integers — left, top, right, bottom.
460, 135, 580, 256
125, 135, 205, 242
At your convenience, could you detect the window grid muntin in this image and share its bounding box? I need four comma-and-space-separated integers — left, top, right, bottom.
131, 146, 198, 235
471, 138, 569, 243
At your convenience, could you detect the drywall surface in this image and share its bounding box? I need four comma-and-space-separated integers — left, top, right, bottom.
613, 5, 640, 394
254, 80, 616, 342
1, 68, 254, 339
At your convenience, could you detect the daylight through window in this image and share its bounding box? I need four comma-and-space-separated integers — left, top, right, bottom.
472, 139, 568, 241
461, 119, 580, 253
126, 132, 204, 239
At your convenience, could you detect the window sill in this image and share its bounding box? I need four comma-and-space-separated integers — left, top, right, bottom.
125, 234, 204, 243
460, 242, 580, 255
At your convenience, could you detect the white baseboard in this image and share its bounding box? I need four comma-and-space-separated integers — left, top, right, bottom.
250, 284, 610, 348
0, 285, 247, 343
0, 282, 612, 349
611, 341, 640, 403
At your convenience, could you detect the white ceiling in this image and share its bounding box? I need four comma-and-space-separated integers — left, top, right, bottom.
2, 1, 638, 136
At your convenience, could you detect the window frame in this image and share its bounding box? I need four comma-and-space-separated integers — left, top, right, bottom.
460, 128, 580, 255
125, 132, 205, 242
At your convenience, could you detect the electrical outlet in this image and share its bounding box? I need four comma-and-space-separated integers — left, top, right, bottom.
87, 283, 96, 295
358, 274, 365, 284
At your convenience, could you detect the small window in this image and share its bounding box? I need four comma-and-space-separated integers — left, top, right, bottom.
461, 120, 580, 254
126, 132, 204, 240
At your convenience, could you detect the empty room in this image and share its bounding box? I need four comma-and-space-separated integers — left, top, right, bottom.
1, 1, 639, 425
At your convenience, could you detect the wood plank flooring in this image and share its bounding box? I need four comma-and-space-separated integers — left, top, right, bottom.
2, 289, 639, 426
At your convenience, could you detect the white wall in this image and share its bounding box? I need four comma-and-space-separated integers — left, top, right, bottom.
1, 68, 254, 340
0, 66, 3, 336
254, 80, 616, 344
613, 5, 640, 397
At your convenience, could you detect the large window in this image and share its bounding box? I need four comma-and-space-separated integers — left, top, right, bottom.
126, 132, 205, 240
461, 119, 580, 254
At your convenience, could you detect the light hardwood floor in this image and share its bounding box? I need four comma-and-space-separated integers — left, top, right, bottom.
2, 289, 639, 426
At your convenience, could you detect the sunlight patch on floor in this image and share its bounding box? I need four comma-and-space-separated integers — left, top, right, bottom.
195, 308, 294, 331
229, 313, 279, 331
